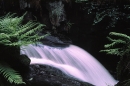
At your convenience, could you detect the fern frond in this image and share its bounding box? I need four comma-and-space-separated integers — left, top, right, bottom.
104, 42, 117, 48
101, 32, 130, 80
20, 23, 44, 39
0, 62, 25, 85
0, 39, 11, 44
0, 14, 23, 34
104, 40, 126, 49
107, 37, 126, 43
16, 21, 38, 35
100, 48, 121, 56
2, 12, 16, 19
0, 12, 48, 47
0, 12, 48, 85
93, 11, 107, 25
101, 32, 129, 52
0, 33, 10, 39
109, 32, 130, 40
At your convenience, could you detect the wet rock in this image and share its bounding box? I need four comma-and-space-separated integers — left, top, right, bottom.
41, 34, 72, 47
22, 64, 94, 86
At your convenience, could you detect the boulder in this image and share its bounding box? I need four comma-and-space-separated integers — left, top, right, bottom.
22, 64, 94, 86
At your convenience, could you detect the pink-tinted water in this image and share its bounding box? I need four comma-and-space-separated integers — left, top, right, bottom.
20, 43, 118, 86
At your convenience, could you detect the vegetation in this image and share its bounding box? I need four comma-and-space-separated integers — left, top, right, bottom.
0, 12, 47, 86
85, 2, 130, 85
0, 12, 47, 46
100, 32, 130, 85
1, 0, 130, 86
83, 0, 130, 29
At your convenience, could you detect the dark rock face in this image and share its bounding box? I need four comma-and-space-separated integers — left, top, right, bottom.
41, 34, 72, 47
46, 1, 66, 27
22, 64, 94, 86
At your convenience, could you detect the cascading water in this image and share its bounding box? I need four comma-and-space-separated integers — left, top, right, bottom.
20, 43, 118, 86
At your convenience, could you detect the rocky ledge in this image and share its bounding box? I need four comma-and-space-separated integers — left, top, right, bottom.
21, 64, 94, 86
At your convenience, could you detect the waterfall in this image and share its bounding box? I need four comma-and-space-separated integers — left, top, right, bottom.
20, 43, 118, 86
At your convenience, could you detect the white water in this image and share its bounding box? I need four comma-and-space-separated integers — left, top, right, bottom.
20, 43, 118, 86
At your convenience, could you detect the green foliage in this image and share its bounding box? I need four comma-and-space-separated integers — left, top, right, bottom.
0, 12, 48, 86
0, 12, 47, 46
100, 32, 130, 57
85, 1, 130, 29
100, 32, 130, 81
0, 62, 25, 85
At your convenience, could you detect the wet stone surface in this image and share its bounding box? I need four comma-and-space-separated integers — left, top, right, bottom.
22, 64, 94, 86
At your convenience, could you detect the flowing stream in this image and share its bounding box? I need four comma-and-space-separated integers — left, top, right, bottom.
20, 43, 118, 86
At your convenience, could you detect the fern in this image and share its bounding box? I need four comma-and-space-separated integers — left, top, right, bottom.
0, 62, 25, 85
100, 32, 130, 80
100, 32, 130, 56
0, 12, 48, 85
0, 12, 47, 46
100, 48, 121, 56
109, 32, 130, 40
